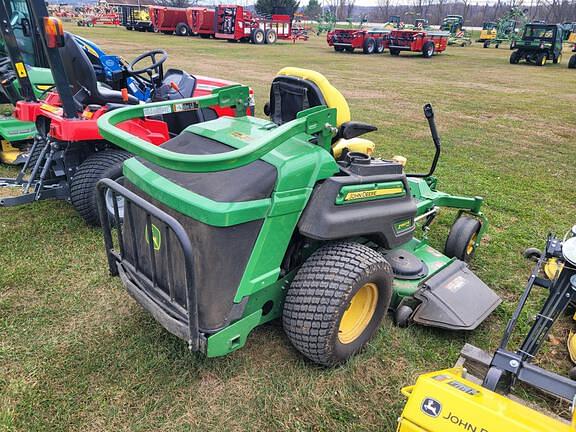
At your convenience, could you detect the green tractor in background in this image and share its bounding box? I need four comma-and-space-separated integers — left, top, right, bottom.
441, 15, 471, 46
315, 11, 336, 36
483, 7, 528, 48
0, 0, 53, 165
96, 68, 500, 366
510, 23, 564, 66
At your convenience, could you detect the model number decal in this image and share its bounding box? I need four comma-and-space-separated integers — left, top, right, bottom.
143, 105, 172, 117
344, 187, 404, 201
173, 102, 198, 112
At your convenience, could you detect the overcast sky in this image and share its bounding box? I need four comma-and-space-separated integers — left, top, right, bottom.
228, 0, 503, 6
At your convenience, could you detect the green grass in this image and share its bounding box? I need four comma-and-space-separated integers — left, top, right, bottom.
1, 27, 576, 431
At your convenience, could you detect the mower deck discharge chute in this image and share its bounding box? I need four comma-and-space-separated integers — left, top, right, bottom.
97, 68, 500, 366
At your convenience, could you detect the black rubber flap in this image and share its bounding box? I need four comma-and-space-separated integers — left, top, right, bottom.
411, 260, 501, 330
381, 249, 428, 280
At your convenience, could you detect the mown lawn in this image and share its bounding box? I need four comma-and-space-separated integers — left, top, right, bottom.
1, 26, 575, 431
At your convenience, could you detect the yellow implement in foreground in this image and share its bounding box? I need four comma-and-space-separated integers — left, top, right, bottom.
397, 367, 572, 432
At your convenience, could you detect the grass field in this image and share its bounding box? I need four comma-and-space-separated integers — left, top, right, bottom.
1, 27, 576, 431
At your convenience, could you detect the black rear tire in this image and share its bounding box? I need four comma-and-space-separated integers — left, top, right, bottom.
375, 38, 385, 53
363, 37, 375, 54
569, 54, 576, 69
251, 28, 265, 44
283, 242, 393, 366
70, 149, 131, 226
536, 52, 547, 66
509, 51, 520, 64
483, 40, 489, 48
444, 216, 482, 263
175, 23, 190, 36
422, 41, 435, 58
264, 29, 277, 44
334, 45, 344, 52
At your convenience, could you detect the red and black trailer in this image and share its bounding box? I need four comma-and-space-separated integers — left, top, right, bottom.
215, 5, 292, 44
186, 7, 215, 37
149, 5, 189, 35
327, 28, 389, 54
386, 29, 449, 57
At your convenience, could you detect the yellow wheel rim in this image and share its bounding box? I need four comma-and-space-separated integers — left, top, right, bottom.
541, 56, 547, 65
466, 233, 478, 255
338, 283, 378, 344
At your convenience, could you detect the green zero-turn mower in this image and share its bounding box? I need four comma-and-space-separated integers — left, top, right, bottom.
96, 68, 501, 366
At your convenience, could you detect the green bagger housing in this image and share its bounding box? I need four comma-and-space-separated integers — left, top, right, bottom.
96, 68, 500, 366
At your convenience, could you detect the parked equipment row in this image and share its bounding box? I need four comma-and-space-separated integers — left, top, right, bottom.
122, 5, 304, 44
327, 28, 449, 57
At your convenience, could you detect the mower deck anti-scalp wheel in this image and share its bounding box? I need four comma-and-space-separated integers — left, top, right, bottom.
345, 46, 354, 53
444, 216, 482, 263
334, 45, 344, 52
483, 40, 489, 48
569, 54, 576, 69
283, 242, 393, 366
70, 149, 131, 226
363, 37, 376, 54
390, 48, 400, 56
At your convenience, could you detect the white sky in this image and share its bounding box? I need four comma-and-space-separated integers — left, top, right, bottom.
231, 0, 504, 5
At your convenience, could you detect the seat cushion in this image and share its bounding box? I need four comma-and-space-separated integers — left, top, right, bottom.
137, 130, 278, 202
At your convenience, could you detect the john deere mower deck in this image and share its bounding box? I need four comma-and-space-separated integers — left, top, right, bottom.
97, 68, 500, 365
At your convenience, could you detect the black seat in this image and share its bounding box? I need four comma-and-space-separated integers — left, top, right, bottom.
59, 32, 139, 107
267, 75, 326, 125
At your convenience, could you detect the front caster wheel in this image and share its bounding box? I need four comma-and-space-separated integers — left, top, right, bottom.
444, 216, 482, 262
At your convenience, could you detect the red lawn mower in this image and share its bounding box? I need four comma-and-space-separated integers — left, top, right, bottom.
0, 0, 253, 226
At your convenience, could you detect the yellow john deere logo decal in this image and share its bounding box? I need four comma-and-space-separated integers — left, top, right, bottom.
14, 62, 27, 78
145, 224, 162, 251
344, 187, 404, 201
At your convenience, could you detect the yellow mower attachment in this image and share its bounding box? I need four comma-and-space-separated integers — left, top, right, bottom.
397, 368, 573, 432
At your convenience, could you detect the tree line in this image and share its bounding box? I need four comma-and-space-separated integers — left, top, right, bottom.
153, 0, 576, 27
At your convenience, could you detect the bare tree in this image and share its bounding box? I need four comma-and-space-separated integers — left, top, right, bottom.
346, 0, 356, 18
376, 0, 392, 21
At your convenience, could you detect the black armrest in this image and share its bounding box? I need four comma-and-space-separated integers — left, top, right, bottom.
337, 121, 378, 140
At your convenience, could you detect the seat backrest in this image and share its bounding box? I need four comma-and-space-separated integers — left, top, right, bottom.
59, 32, 99, 101
269, 67, 351, 127
59, 32, 138, 106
